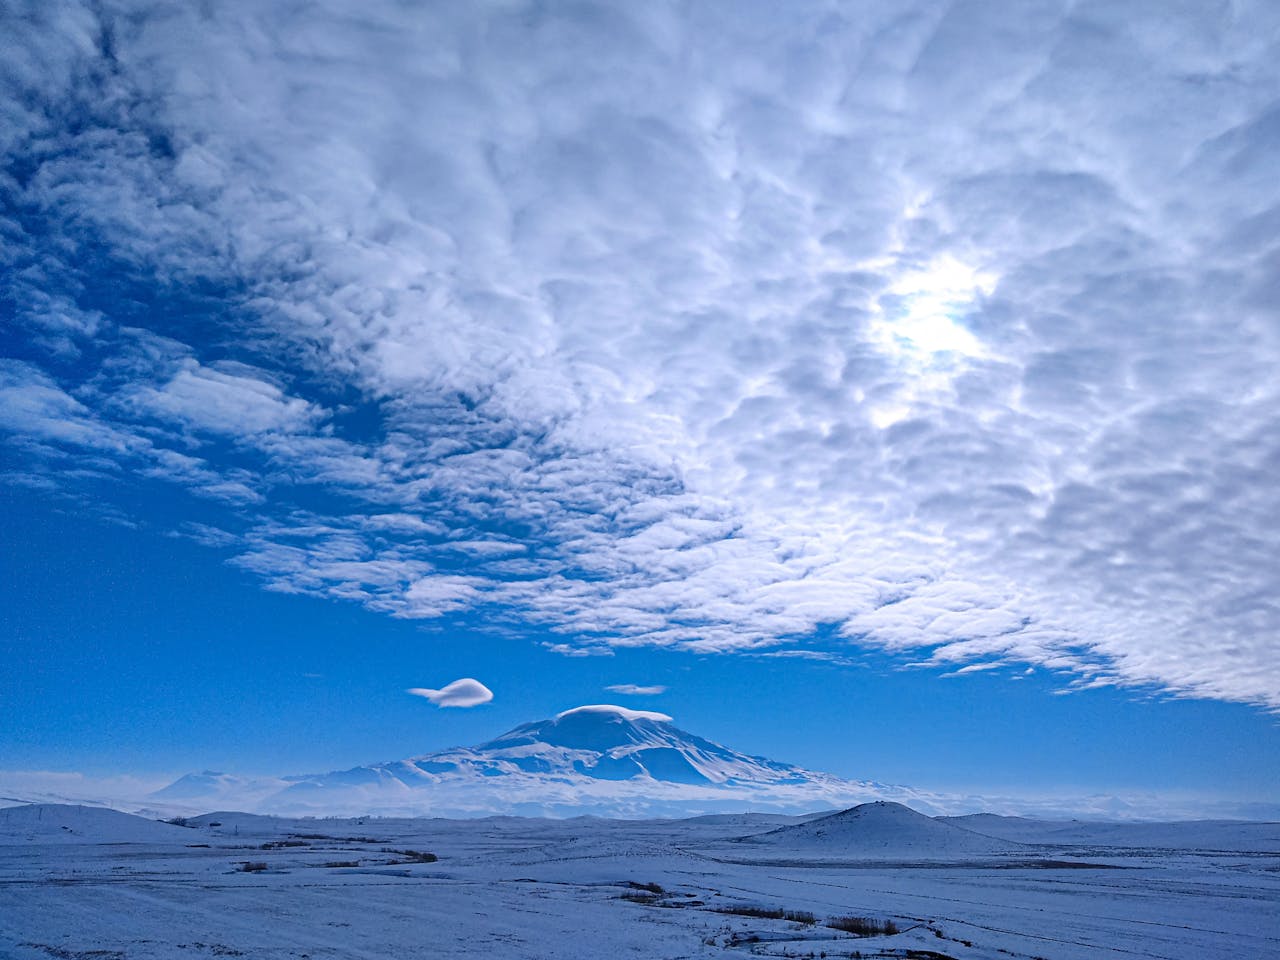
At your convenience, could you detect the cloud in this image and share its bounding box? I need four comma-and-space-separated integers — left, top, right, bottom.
406, 678, 494, 708
117, 360, 322, 436
542, 643, 614, 658
605, 684, 667, 696
0, 770, 173, 805
557, 705, 672, 723
3, 1, 1280, 709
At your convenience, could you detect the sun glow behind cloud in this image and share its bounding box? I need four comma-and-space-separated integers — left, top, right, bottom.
879, 255, 996, 361
864, 254, 999, 428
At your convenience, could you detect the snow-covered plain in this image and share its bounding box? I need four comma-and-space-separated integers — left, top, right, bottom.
2, 802, 1276, 960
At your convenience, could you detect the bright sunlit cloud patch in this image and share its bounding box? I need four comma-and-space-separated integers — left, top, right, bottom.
874, 255, 997, 363
862, 254, 999, 428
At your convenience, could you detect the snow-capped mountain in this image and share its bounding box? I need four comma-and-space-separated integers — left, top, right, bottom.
151, 704, 938, 818
399, 704, 824, 786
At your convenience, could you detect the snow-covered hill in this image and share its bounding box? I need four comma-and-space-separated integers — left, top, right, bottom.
152, 705, 937, 818
736, 800, 1017, 858
0, 804, 193, 845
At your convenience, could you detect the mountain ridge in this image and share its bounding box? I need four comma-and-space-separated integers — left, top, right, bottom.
150, 704, 935, 818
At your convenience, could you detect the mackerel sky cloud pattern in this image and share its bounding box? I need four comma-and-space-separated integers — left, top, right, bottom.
3, 1, 1280, 707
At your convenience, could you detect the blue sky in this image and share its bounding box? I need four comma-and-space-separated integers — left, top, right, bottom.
2, 0, 1279, 812
4, 482, 1279, 807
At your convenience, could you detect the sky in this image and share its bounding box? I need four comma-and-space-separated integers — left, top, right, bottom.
2, 0, 1279, 810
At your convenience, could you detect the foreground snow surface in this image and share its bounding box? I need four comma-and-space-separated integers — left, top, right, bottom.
1, 804, 1277, 960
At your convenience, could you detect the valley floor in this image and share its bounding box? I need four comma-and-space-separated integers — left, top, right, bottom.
1, 811, 1277, 960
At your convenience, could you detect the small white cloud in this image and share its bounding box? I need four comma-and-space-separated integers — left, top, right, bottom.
954, 662, 1004, 675
541, 643, 614, 658
940, 661, 1006, 679
604, 683, 667, 696
406, 678, 493, 708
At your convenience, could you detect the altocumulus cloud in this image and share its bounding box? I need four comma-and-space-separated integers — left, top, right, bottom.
2, 1, 1280, 707
407, 679, 494, 709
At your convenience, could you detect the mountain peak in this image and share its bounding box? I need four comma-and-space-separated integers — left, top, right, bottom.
479, 704, 681, 755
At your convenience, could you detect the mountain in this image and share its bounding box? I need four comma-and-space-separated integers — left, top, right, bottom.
152, 704, 938, 818
150, 771, 278, 803
737, 800, 1017, 858
406, 705, 826, 786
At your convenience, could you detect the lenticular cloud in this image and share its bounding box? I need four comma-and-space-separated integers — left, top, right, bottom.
3, 0, 1280, 708
407, 679, 494, 709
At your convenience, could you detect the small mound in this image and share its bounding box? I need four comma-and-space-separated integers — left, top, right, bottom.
0, 804, 195, 844
743, 801, 1015, 858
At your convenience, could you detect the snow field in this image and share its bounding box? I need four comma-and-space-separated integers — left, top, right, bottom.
0, 804, 1276, 960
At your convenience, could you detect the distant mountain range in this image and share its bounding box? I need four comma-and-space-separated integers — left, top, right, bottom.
150, 704, 937, 817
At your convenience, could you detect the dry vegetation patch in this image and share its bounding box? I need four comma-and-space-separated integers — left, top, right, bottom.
826, 916, 900, 936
